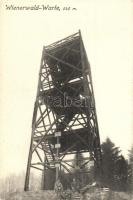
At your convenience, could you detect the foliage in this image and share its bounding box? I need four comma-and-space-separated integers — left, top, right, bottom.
114, 155, 128, 191
0, 172, 41, 199
101, 137, 128, 191
127, 145, 133, 191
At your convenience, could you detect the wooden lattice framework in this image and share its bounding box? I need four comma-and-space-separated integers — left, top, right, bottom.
24, 31, 102, 191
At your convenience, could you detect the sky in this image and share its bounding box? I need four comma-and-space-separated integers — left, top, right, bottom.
0, 0, 133, 178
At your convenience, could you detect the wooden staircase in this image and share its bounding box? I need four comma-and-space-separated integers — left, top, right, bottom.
44, 141, 55, 169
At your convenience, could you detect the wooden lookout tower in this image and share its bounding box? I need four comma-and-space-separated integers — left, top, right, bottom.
24, 31, 102, 191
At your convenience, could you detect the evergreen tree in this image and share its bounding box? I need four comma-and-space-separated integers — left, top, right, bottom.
115, 155, 128, 191
127, 145, 133, 191
101, 137, 121, 189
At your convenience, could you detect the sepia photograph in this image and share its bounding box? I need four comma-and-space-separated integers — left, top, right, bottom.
0, 0, 133, 199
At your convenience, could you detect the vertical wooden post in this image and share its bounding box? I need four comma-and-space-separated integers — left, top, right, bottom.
55, 132, 61, 181
24, 134, 33, 191
24, 48, 44, 191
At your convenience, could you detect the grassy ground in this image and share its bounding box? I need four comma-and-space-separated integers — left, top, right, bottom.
4, 190, 132, 200
83, 191, 131, 200
6, 191, 57, 200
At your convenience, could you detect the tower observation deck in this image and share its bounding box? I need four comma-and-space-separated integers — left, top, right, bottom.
24, 31, 102, 191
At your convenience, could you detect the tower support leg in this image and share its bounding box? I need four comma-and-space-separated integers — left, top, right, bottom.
24, 140, 33, 191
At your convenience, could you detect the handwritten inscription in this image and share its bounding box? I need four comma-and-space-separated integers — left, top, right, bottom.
42, 5, 60, 11
5, 5, 77, 11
